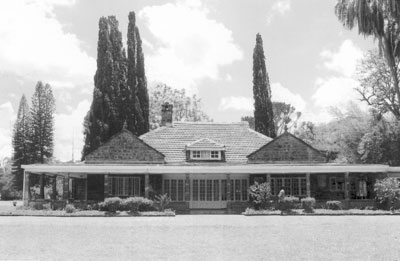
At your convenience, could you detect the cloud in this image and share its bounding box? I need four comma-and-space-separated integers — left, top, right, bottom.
218, 82, 306, 112
0, 102, 15, 158
54, 99, 90, 162
267, 0, 291, 24
320, 39, 363, 77
0, 0, 95, 89
139, 1, 243, 92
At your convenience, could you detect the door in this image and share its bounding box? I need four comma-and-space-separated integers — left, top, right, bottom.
190, 178, 227, 209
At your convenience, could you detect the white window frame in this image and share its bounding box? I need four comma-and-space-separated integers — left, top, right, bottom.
190, 150, 221, 160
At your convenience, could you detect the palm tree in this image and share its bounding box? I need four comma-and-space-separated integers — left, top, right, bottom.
335, 0, 400, 119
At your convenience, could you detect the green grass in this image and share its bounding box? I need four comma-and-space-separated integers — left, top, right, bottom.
0, 215, 399, 260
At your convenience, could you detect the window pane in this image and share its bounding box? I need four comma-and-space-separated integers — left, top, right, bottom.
211, 151, 219, 158
192, 180, 199, 201
201, 151, 210, 159
221, 180, 227, 201
192, 151, 200, 158
118, 177, 124, 196
276, 178, 283, 194
206, 180, 212, 201
164, 180, 170, 197
178, 180, 184, 201
242, 179, 248, 201
230, 180, 234, 200
300, 178, 307, 195
213, 180, 219, 201
134, 177, 140, 196
270, 178, 275, 195
171, 180, 177, 201
235, 180, 241, 201
293, 178, 299, 196
284, 178, 291, 196
200, 180, 206, 201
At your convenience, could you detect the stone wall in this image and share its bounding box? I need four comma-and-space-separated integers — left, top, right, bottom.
85, 130, 165, 164
248, 132, 326, 163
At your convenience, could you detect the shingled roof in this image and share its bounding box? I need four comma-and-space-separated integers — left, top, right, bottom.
140, 122, 271, 164
186, 138, 226, 150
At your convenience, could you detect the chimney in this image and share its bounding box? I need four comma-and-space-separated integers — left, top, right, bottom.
161, 102, 173, 127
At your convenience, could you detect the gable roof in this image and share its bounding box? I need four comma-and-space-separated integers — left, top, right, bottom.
140, 122, 271, 163
85, 129, 165, 164
247, 131, 326, 163
186, 138, 226, 151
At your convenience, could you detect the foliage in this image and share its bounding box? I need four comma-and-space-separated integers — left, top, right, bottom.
65, 204, 76, 213
248, 182, 272, 209
252, 33, 276, 138
155, 193, 171, 212
149, 84, 211, 129
374, 177, 400, 211
357, 50, 400, 118
335, 0, 400, 120
127, 11, 149, 135
326, 201, 342, 210
30, 82, 55, 164
123, 197, 154, 213
101, 197, 123, 212
241, 102, 301, 135
0, 157, 20, 200
279, 196, 299, 213
12, 95, 31, 190
301, 197, 316, 213
358, 116, 400, 165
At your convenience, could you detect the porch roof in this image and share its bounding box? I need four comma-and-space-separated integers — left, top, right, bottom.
21, 163, 395, 175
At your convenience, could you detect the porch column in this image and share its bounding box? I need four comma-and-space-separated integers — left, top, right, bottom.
39, 174, 45, 199
22, 171, 30, 206
306, 173, 311, 197
63, 174, 70, 202
184, 174, 190, 201
344, 172, 350, 200
104, 174, 109, 199
52, 176, 57, 200
226, 174, 231, 201
144, 174, 150, 198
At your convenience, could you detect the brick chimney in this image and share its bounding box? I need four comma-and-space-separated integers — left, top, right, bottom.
161, 102, 173, 127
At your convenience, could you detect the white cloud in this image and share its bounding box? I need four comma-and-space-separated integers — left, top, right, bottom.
218, 96, 253, 111
320, 39, 363, 77
139, 1, 243, 92
0, 0, 95, 89
271, 83, 306, 111
267, 0, 291, 24
218, 82, 306, 113
54, 99, 90, 162
0, 102, 15, 158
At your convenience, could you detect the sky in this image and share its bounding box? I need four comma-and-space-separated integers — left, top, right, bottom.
0, 0, 376, 162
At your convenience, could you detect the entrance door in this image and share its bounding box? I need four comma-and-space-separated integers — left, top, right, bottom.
190, 179, 227, 209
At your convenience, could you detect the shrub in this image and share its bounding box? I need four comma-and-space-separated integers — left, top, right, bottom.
248, 182, 272, 210
155, 194, 171, 212
65, 204, 76, 213
374, 177, 400, 211
301, 197, 316, 213
103, 197, 123, 212
279, 196, 299, 213
122, 197, 151, 213
138, 198, 155, 212
326, 200, 342, 210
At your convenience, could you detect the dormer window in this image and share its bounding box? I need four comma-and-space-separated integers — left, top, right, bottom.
186, 138, 225, 162
191, 150, 221, 160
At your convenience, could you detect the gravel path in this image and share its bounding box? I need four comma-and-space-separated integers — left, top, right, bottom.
0, 215, 399, 260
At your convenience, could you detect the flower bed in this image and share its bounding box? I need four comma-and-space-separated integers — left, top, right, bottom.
242, 208, 400, 216
0, 209, 175, 217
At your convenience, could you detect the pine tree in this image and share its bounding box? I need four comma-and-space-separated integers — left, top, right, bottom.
252, 33, 276, 138
30, 82, 55, 164
12, 94, 31, 190
82, 16, 128, 158
127, 11, 149, 135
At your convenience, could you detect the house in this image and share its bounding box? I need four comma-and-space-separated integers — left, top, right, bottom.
22, 103, 400, 213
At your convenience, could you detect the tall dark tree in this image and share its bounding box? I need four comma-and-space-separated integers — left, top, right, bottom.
12, 94, 31, 190
82, 16, 127, 158
252, 33, 276, 138
127, 11, 149, 135
30, 82, 55, 164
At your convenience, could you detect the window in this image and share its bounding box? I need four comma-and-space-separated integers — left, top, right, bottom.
110, 176, 140, 197
192, 180, 199, 201
163, 179, 186, 201
200, 180, 206, 201
171, 180, 177, 201
190, 150, 221, 160
330, 176, 344, 191
270, 177, 307, 196
178, 180, 184, 201
241, 180, 248, 201
221, 180, 227, 201
213, 180, 220, 201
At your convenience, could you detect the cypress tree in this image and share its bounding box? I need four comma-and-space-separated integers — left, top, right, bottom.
127, 11, 149, 135
82, 16, 127, 158
30, 82, 56, 164
12, 94, 31, 190
252, 33, 276, 138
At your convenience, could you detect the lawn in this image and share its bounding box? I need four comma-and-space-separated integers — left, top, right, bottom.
0, 215, 399, 260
